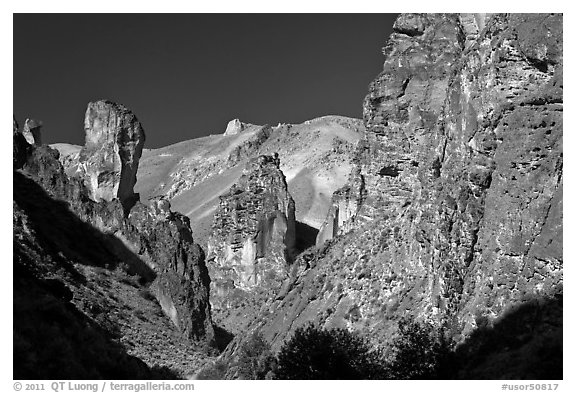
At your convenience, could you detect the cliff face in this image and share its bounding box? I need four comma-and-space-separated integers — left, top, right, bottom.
221, 13, 562, 373
206, 155, 296, 332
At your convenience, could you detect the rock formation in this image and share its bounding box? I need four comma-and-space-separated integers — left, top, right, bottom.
13, 116, 31, 169
224, 118, 245, 136
133, 115, 362, 248
316, 167, 365, 246
13, 108, 216, 348
77, 100, 145, 211
23, 118, 43, 146
215, 13, 562, 379
206, 154, 296, 329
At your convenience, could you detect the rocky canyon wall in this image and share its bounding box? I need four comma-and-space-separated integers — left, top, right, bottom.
228, 13, 562, 363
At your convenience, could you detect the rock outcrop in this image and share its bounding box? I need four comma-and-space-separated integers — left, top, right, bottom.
77, 100, 145, 211
224, 119, 245, 136
206, 154, 296, 331
23, 118, 43, 146
316, 167, 365, 246
13, 116, 31, 169
134, 116, 362, 248
13, 109, 216, 348
216, 14, 562, 379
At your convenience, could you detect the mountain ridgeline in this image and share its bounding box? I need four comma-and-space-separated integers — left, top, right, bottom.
15, 13, 562, 380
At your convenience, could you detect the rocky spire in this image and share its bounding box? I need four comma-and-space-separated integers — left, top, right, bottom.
22, 118, 43, 146
206, 154, 296, 323
78, 100, 145, 211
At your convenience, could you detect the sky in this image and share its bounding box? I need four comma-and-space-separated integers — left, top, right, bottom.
13, 14, 398, 148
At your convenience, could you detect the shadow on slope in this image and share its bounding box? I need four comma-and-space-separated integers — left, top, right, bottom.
214, 325, 235, 353
452, 294, 563, 379
13, 171, 177, 379
201, 293, 562, 380
14, 171, 156, 283
294, 221, 319, 254
13, 267, 178, 379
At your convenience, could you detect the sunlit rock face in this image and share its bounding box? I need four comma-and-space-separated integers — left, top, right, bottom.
78, 100, 145, 211
231, 14, 562, 359
206, 154, 296, 331
224, 118, 245, 136
23, 118, 43, 146
13, 116, 31, 169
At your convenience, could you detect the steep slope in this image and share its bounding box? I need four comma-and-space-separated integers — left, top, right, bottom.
133, 116, 363, 246
13, 103, 218, 378
14, 171, 212, 378
215, 13, 563, 379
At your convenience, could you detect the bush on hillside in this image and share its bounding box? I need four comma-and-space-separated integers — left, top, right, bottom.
274, 324, 385, 379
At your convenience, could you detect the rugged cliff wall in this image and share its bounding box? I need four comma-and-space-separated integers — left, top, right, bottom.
206, 155, 296, 332
220, 13, 562, 377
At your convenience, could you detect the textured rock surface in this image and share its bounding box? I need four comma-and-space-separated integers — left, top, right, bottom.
134, 116, 363, 246
206, 155, 296, 332
14, 117, 216, 351
216, 13, 562, 376
23, 118, 43, 146
14, 168, 216, 378
77, 100, 145, 210
13, 116, 31, 169
224, 119, 245, 136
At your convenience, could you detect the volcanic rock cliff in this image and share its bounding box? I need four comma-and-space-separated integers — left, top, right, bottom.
13, 103, 217, 377
206, 155, 296, 332
217, 13, 562, 379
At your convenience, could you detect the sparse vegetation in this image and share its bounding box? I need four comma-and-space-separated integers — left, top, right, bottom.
196, 359, 228, 380
236, 332, 276, 379
385, 318, 453, 379
274, 324, 385, 379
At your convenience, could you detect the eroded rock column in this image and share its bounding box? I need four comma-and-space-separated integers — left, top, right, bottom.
78, 100, 145, 211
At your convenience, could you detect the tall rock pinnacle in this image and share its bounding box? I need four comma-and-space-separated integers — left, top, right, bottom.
78, 100, 145, 210
23, 118, 43, 146
206, 154, 296, 330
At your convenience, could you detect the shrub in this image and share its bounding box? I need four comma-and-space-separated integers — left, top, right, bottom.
137, 288, 156, 302
274, 324, 385, 379
196, 360, 228, 380
236, 332, 276, 380
386, 319, 453, 379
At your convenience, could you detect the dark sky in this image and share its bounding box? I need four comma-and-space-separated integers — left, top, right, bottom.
14, 14, 397, 148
